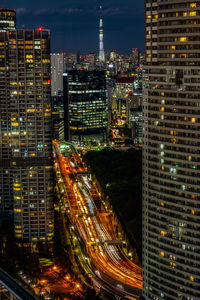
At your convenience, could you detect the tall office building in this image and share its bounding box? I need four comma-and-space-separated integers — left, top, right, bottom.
51, 53, 64, 97
143, 1, 200, 299
64, 70, 108, 144
0, 29, 54, 242
132, 48, 140, 67
51, 53, 65, 139
112, 76, 134, 116
0, 9, 16, 32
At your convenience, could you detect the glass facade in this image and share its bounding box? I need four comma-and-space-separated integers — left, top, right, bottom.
143, 1, 200, 299
64, 70, 108, 143
0, 29, 54, 242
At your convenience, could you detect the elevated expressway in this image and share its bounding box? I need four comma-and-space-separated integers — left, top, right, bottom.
0, 268, 37, 300
53, 140, 142, 299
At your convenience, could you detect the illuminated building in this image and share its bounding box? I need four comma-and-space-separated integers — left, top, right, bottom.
110, 50, 117, 61
132, 48, 140, 67
64, 70, 108, 144
112, 76, 134, 116
129, 106, 142, 145
143, 1, 200, 299
88, 53, 96, 70
0, 9, 16, 32
0, 29, 54, 242
127, 94, 143, 146
51, 53, 64, 139
51, 53, 64, 97
64, 53, 77, 71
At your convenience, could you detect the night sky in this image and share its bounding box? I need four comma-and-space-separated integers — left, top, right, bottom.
7, 0, 144, 54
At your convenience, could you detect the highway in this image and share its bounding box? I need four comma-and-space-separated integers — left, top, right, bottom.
53, 140, 142, 298
0, 268, 38, 300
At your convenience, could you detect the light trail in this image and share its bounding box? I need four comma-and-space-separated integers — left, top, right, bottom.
53, 140, 142, 297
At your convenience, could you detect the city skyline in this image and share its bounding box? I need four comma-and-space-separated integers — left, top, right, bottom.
2, 0, 200, 299
6, 0, 144, 53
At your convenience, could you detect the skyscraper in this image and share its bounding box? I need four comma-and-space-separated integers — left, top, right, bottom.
132, 48, 140, 67
99, 5, 105, 63
143, 1, 200, 299
0, 29, 54, 242
64, 70, 108, 144
51, 53, 64, 97
0, 9, 16, 32
51, 53, 65, 139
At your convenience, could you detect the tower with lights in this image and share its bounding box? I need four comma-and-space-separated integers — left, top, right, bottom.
99, 4, 105, 63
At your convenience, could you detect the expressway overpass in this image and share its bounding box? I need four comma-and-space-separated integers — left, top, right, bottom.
53, 140, 143, 299
0, 268, 37, 300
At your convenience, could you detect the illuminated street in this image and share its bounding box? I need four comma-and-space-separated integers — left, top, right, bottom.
53, 140, 142, 298
39, 266, 84, 299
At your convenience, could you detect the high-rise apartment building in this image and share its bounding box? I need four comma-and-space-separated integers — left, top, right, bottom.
0, 9, 16, 32
143, 1, 200, 299
64, 70, 108, 144
0, 29, 54, 242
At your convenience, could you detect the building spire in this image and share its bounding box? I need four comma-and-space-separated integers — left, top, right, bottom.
99, 3, 105, 63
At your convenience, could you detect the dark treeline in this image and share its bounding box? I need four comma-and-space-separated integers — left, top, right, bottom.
84, 148, 142, 260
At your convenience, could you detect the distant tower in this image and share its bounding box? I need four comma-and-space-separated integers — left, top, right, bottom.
99, 4, 105, 63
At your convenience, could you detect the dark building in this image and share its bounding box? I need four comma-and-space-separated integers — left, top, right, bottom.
0, 29, 54, 242
0, 9, 16, 32
64, 70, 108, 144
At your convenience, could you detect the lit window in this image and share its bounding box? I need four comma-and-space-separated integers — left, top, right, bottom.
190, 276, 194, 282
161, 231, 167, 236
171, 138, 176, 144
190, 11, 196, 16
13, 183, 20, 187
160, 251, 165, 257
180, 53, 187, 58
191, 117, 196, 123
13, 208, 21, 213
179, 37, 187, 42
